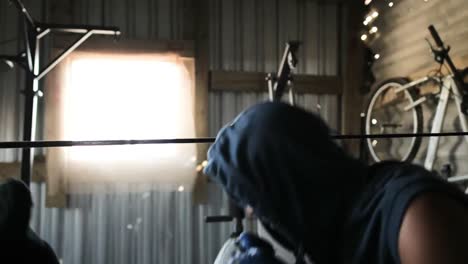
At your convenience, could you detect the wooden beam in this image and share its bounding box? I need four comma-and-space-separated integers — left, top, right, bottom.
209, 70, 342, 95
53, 38, 195, 57
192, 0, 211, 205
0, 156, 46, 182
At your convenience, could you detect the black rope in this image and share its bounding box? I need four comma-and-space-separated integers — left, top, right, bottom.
333, 131, 468, 140
0, 138, 216, 149
0, 131, 468, 149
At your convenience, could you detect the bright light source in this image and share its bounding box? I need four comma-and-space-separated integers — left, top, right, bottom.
388, 2, 394, 7
372, 11, 379, 18
374, 53, 380, 60
363, 20, 369, 26
372, 140, 378, 146
370, 26, 378, 34
201, 160, 208, 167
56, 53, 198, 186
372, 118, 378, 125
361, 34, 368, 41
365, 0, 372, 5
178, 185, 185, 192
66, 57, 186, 161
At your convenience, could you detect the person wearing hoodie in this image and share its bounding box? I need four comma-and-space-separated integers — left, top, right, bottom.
204, 102, 468, 264
0, 178, 60, 264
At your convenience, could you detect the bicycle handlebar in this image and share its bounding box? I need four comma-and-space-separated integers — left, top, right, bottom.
428, 25, 444, 48
428, 25, 468, 114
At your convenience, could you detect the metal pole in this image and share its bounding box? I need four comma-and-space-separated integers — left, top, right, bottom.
20, 22, 38, 186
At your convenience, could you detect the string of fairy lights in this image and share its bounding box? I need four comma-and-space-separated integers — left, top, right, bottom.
361, 0, 432, 61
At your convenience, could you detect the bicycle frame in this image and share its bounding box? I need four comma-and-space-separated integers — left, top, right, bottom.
431, 77, 468, 183
396, 75, 468, 183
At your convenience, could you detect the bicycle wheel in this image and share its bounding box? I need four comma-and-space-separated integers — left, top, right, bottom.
365, 78, 424, 162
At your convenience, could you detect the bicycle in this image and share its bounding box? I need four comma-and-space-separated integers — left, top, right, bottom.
364, 25, 468, 184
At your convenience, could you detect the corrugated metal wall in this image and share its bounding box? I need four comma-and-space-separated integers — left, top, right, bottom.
0, 0, 42, 161
208, 0, 341, 133
1, 0, 343, 263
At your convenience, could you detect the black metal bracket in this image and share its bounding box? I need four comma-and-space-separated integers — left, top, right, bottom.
267, 41, 301, 104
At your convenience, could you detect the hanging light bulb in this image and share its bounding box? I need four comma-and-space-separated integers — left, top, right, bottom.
388, 2, 394, 7
372, 11, 379, 18
361, 34, 368, 41
374, 53, 381, 60
370, 26, 378, 34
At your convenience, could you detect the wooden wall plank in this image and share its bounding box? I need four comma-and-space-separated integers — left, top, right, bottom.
209, 70, 342, 94
371, 0, 468, 80
341, 1, 365, 156
192, 0, 210, 204
0, 156, 46, 182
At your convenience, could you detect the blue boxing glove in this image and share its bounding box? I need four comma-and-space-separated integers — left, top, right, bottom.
229, 232, 285, 264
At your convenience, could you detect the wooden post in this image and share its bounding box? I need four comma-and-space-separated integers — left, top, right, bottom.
192, 0, 210, 204
43, 0, 74, 207
341, 1, 365, 157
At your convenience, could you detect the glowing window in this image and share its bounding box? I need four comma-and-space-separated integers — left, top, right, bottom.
46, 52, 197, 189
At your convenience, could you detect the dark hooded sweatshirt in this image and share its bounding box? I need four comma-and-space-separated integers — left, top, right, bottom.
0, 178, 60, 264
204, 102, 468, 264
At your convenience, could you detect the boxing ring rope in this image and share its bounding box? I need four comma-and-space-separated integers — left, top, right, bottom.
1, 131, 468, 149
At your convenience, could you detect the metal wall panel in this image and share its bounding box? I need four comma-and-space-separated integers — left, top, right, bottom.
208, 0, 341, 134
209, 0, 340, 75
0, 0, 46, 161
1, 1, 343, 263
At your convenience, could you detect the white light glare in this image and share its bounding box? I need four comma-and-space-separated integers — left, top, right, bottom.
372, 11, 379, 18
370, 26, 378, 34
361, 34, 368, 41
67, 57, 185, 161
178, 185, 185, 192
374, 54, 380, 60
388, 2, 394, 7
365, 0, 372, 5
372, 140, 378, 147
372, 118, 378, 125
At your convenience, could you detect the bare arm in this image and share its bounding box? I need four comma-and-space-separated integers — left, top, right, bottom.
399, 193, 468, 264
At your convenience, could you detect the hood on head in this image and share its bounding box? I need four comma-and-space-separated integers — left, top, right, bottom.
0, 178, 33, 239
204, 102, 366, 263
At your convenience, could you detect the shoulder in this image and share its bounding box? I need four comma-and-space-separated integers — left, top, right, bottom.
26, 230, 60, 264
399, 192, 468, 264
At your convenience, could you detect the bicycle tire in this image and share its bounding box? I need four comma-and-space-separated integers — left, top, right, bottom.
364, 78, 424, 163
